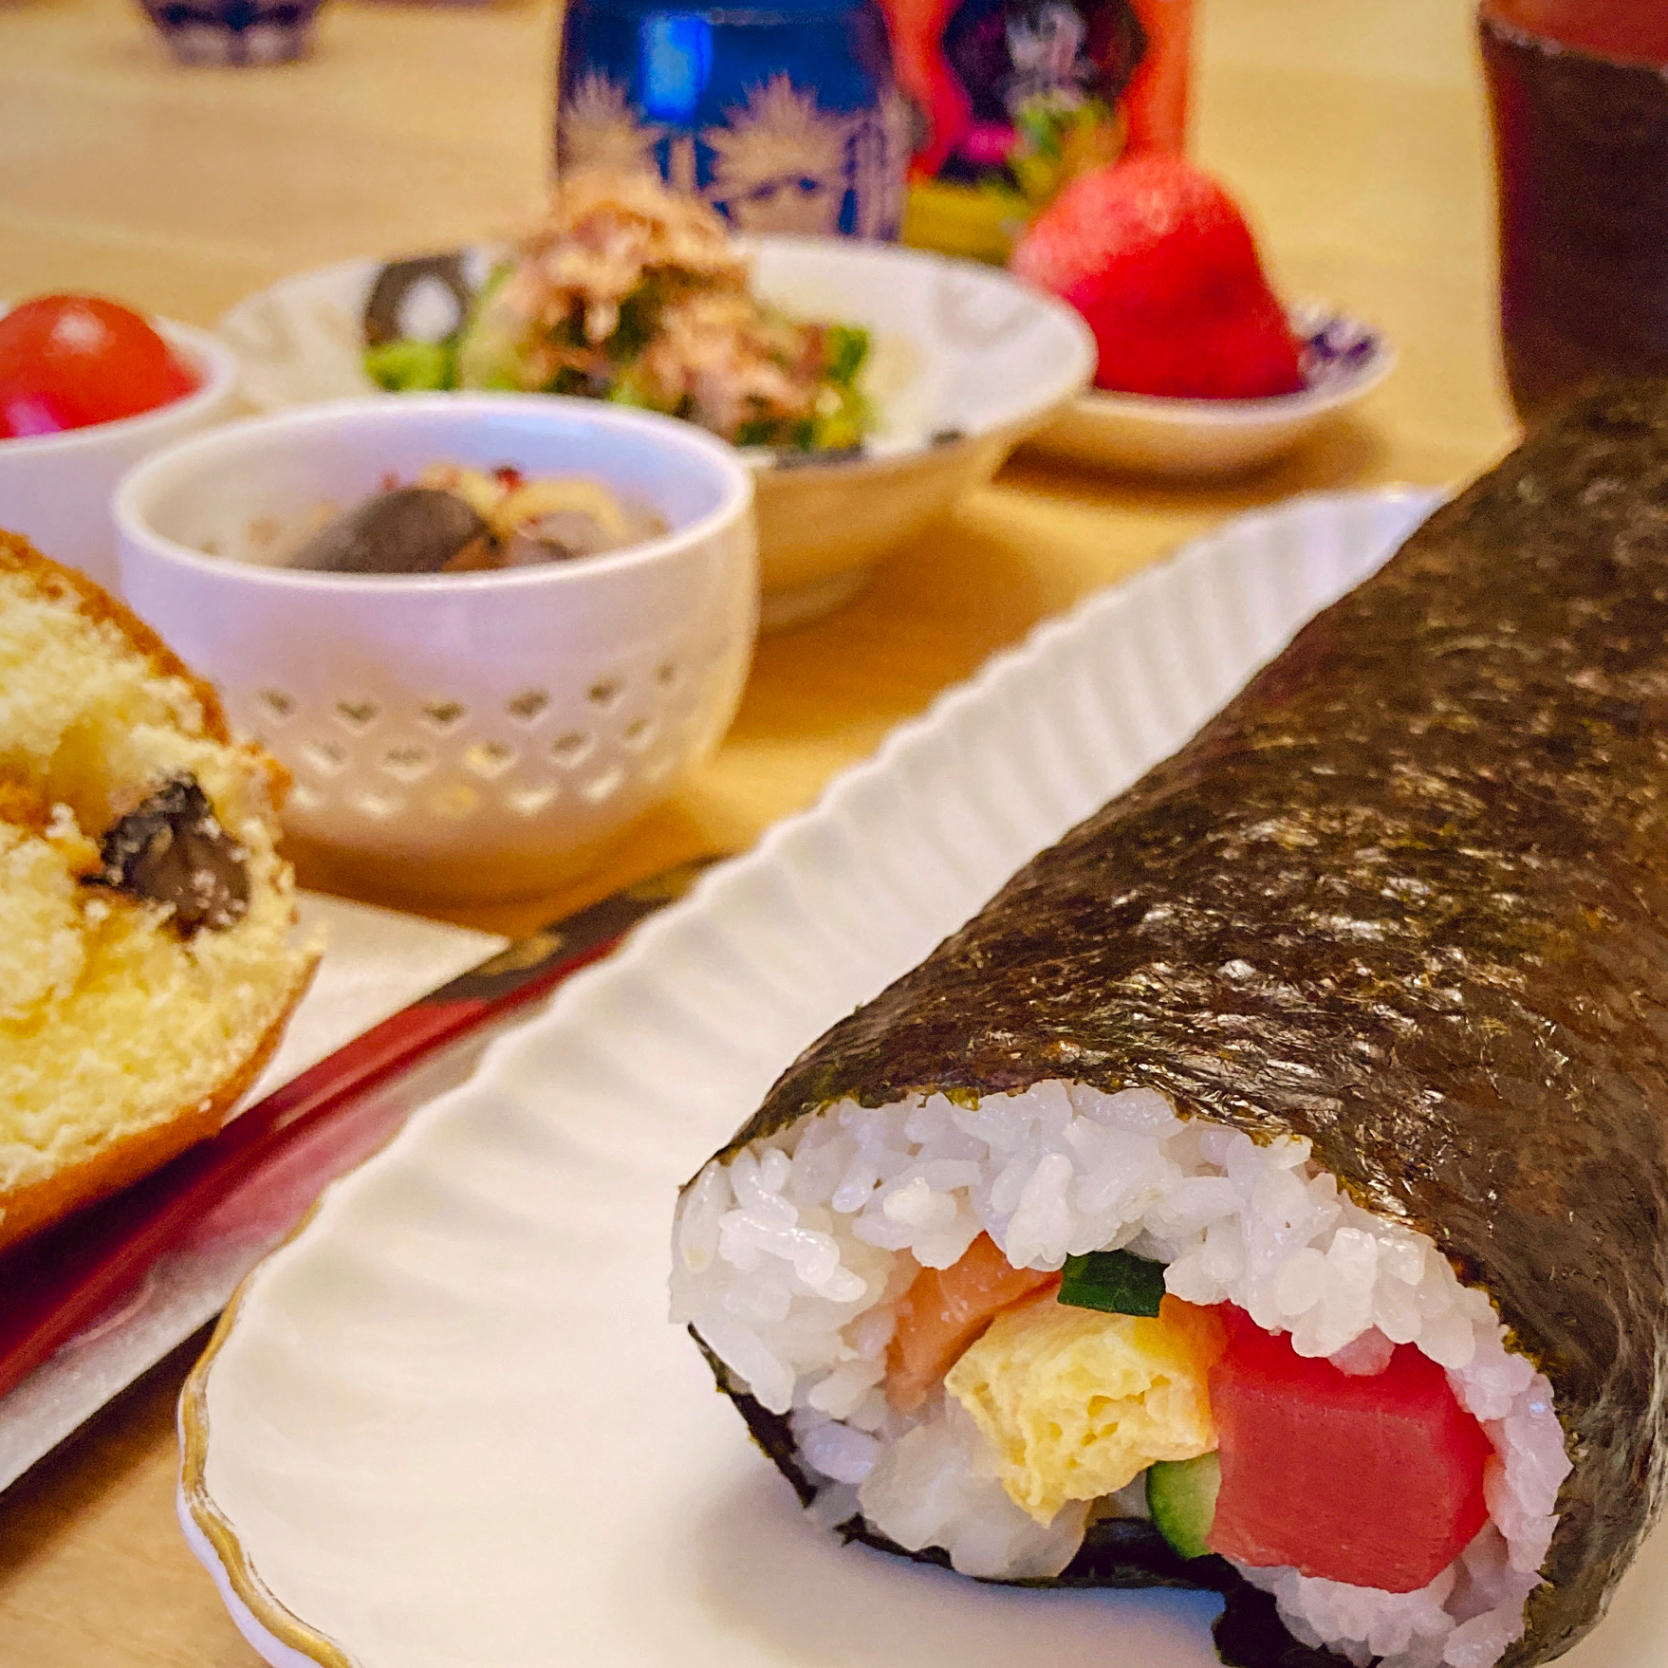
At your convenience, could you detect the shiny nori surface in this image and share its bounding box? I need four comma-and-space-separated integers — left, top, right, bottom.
694, 382, 1668, 1665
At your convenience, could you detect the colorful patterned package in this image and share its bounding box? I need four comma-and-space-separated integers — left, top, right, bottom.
885, 0, 1192, 260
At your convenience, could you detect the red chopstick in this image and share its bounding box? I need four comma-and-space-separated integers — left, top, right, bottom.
0, 858, 716, 1403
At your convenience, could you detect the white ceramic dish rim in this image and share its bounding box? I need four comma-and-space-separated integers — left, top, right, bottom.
218, 235, 1097, 477
177, 487, 1463, 1668
735, 234, 1095, 463
0, 313, 238, 456
114, 392, 757, 595
1072, 305, 1396, 425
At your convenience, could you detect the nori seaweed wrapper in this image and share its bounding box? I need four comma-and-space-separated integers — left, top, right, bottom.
688, 382, 1668, 1665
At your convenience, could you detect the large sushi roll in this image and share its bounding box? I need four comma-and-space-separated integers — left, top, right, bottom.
671, 382, 1668, 1668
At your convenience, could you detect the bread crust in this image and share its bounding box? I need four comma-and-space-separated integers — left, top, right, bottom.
0, 958, 316, 1253
0, 527, 316, 1248
0, 528, 289, 803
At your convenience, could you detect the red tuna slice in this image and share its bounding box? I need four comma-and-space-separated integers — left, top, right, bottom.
1206, 1306, 1494, 1592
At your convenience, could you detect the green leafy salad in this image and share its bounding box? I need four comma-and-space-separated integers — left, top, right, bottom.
364, 170, 873, 455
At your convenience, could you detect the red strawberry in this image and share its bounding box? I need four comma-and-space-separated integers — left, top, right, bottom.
1011, 155, 1306, 400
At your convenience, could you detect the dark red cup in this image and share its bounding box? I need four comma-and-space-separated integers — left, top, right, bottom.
1481, 2, 1668, 420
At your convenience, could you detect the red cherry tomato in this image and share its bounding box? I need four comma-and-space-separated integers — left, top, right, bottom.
0, 295, 199, 439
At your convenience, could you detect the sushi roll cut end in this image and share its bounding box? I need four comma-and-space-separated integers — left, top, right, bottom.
672, 1087, 1570, 1668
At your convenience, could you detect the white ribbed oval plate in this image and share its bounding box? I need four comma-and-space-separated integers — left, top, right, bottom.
180, 490, 1668, 1668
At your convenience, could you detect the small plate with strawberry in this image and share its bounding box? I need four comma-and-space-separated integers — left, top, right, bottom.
1012, 156, 1395, 477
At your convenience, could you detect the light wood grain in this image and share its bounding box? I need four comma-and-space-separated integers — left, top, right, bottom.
0, 0, 1513, 1659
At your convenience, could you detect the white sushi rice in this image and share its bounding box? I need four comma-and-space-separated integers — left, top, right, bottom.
671, 1084, 1572, 1668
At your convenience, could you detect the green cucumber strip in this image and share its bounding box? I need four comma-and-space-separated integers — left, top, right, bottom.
824, 323, 869, 385
1057, 1249, 1167, 1316
1146, 1453, 1221, 1561
363, 339, 455, 392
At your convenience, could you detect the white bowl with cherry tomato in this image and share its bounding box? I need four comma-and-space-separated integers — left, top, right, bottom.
0, 295, 239, 591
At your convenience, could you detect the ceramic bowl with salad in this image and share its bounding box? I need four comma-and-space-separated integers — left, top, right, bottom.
218, 170, 1095, 629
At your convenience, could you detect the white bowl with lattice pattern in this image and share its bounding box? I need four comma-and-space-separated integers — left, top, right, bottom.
113, 394, 756, 903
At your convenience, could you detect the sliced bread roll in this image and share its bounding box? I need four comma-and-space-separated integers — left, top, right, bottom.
0, 529, 316, 1250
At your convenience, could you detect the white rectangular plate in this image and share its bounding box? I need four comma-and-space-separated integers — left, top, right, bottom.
0, 894, 503, 1492
178, 492, 1668, 1668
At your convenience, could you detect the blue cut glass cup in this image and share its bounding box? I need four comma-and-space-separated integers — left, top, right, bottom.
139, 0, 324, 63
556, 0, 909, 240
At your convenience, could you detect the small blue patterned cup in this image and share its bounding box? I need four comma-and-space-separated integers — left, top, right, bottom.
556, 0, 908, 240
139, 0, 324, 65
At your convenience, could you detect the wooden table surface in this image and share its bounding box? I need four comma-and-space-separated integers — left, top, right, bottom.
0, 0, 1513, 1660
